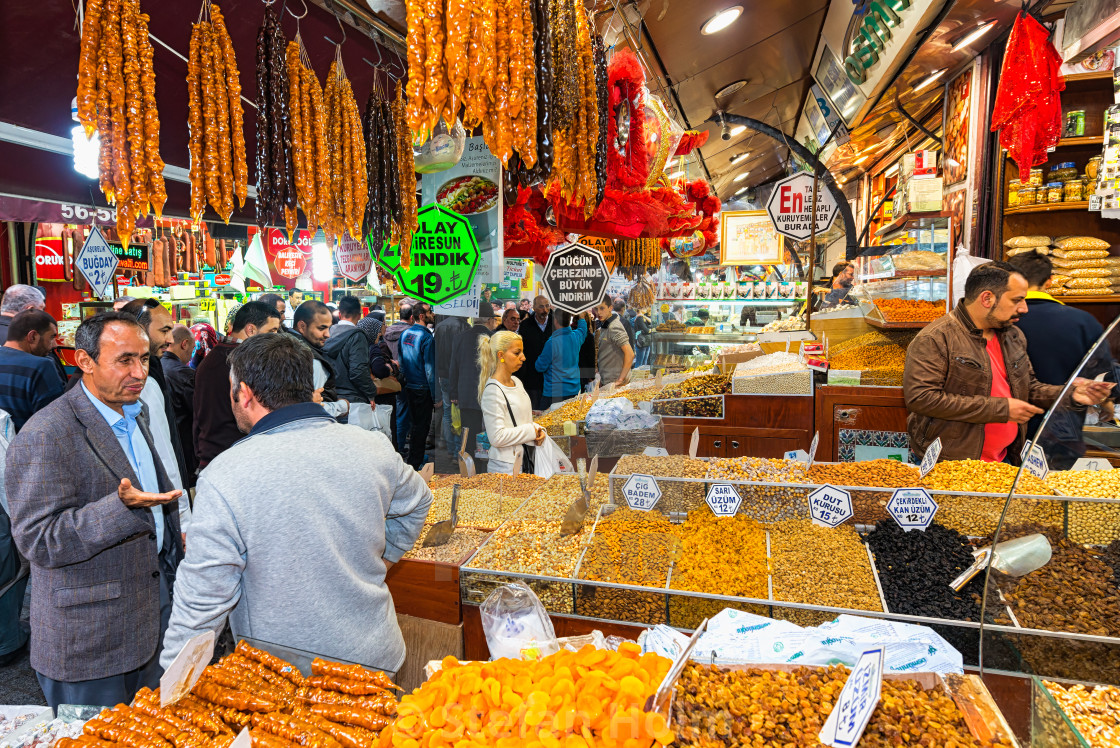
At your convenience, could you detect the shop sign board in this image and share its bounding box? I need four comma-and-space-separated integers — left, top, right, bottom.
377, 203, 481, 305
919, 437, 942, 478
108, 240, 149, 272
820, 648, 883, 747
765, 173, 839, 242
33, 235, 66, 282
75, 225, 118, 299
808, 484, 853, 527
705, 484, 742, 517
1072, 457, 1113, 471
214, 274, 232, 286
504, 259, 528, 279
886, 487, 938, 532
1022, 443, 1050, 481
622, 473, 662, 512
274, 247, 306, 279
335, 234, 373, 282
541, 242, 610, 314
578, 235, 617, 270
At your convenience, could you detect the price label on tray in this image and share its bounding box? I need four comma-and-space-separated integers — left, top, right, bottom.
1022, 442, 1050, 481
622, 473, 662, 511
820, 648, 884, 747
918, 437, 942, 479
1072, 457, 1113, 470
706, 484, 742, 516
809, 431, 820, 466
808, 484, 853, 527
886, 488, 938, 532
160, 630, 215, 707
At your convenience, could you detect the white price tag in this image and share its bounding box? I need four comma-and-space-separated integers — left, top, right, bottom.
160, 630, 215, 707
1072, 457, 1113, 471
643, 447, 669, 457
75, 225, 119, 299
820, 648, 884, 747
1022, 443, 1049, 481
918, 437, 942, 479
688, 427, 700, 459
706, 484, 742, 516
785, 449, 810, 463
622, 473, 662, 511
808, 431, 821, 466
886, 488, 938, 532
808, 484, 853, 527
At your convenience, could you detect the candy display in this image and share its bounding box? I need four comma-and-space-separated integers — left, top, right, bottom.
75, 0, 166, 245
285, 38, 331, 239
323, 55, 368, 243
254, 6, 297, 232
362, 84, 403, 258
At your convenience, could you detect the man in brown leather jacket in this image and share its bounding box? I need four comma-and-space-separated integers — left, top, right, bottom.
904, 262, 1112, 463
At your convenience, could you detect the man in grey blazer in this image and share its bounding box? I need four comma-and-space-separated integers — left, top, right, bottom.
5, 311, 183, 708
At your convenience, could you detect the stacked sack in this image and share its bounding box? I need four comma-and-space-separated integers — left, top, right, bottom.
1004, 235, 1120, 296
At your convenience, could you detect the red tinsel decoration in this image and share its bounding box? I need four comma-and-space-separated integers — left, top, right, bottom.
674, 130, 710, 156
991, 12, 1065, 175
504, 186, 564, 265
606, 48, 649, 190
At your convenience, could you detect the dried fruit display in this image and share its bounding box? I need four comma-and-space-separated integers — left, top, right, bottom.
286, 37, 331, 236
363, 84, 402, 260
322, 53, 368, 243
255, 6, 297, 231
75, 0, 166, 248
391, 85, 419, 266
186, 3, 247, 224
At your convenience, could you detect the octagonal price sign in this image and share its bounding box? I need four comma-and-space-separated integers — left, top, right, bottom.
706, 484, 742, 516
541, 242, 610, 315
808, 484, 853, 528
886, 488, 938, 532
375, 203, 480, 305
622, 473, 662, 512
765, 173, 839, 242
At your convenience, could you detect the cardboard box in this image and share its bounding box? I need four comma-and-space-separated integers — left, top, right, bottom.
900, 177, 944, 214
901, 150, 938, 180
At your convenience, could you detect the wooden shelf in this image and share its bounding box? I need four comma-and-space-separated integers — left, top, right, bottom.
865, 316, 940, 330
1005, 201, 1090, 215
875, 211, 950, 237
1065, 70, 1113, 84
1055, 135, 1103, 147
1056, 295, 1120, 304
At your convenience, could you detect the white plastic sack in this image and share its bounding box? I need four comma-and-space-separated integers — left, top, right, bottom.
346, 402, 393, 441
533, 435, 574, 478
0, 410, 13, 514
951, 244, 990, 307
480, 582, 559, 661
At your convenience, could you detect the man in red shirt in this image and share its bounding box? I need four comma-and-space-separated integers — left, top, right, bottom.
904, 262, 1112, 463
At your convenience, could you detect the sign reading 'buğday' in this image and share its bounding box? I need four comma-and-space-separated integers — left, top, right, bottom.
376, 203, 480, 305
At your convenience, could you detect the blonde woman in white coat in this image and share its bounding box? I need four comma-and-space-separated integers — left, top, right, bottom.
478, 330, 546, 474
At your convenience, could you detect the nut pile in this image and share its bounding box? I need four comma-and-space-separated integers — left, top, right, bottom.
706, 457, 810, 522
402, 528, 491, 564
922, 461, 1060, 535
652, 374, 730, 417
809, 460, 920, 523
672, 663, 1012, 748
1103, 539, 1120, 588
428, 473, 544, 497
1044, 681, 1120, 747
827, 331, 911, 386
1047, 469, 1120, 545
921, 460, 1053, 496
423, 486, 522, 531
612, 455, 709, 512
537, 396, 594, 435
865, 520, 982, 620
707, 456, 807, 483
770, 520, 883, 613
513, 474, 609, 521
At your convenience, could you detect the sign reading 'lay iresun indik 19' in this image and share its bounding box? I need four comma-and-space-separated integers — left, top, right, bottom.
376, 203, 480, 305
765, 173, 839, 242
541, 242, 610, 315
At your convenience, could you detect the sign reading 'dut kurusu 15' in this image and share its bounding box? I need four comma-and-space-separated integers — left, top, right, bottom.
376, 203, 480, 305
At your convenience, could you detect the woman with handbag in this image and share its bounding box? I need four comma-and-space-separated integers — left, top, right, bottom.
479, 330, 546, 474
357, 315, 404, 447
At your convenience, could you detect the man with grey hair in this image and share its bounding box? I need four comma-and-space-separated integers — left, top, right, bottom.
0, 285, 46, 345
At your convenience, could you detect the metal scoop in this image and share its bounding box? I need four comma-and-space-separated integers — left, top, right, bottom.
458, 428, 476, 478
950, 533, 1053, 591
422, 484, 460, 547
560, 458, 592, 536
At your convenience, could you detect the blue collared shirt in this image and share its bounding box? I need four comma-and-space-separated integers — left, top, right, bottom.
81, 382, 164, 549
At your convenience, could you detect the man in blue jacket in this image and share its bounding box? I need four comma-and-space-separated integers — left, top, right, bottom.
399, 303, 438, 470
536, 311, 589, 409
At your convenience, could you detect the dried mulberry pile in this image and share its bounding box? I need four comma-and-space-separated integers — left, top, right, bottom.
187, 3, 247, 224
75, 0, 165, 248
255, 6, 297, 233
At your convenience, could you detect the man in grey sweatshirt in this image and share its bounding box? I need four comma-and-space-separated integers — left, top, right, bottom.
159, 333, 432, 674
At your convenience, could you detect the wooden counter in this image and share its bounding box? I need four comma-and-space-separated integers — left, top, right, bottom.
815, 385, 910, 463
660, 392, 815, 458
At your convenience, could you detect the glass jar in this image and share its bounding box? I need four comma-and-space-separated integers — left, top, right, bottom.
1063, 179, 1084, 202
1050, 162, 1078, 182
1019, 185, 1038, 205
1046, 181, 1063, 203
1087, 156, 1103, 180
1028, 168, 1044, 186
1008, 179, 1021, 207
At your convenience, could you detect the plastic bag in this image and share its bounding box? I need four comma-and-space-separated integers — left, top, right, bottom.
951, 245, 989, 307
533, 435, 574, 478
480, 582, 559, 661
451, 403, 461, 433
346, 402, 393, 441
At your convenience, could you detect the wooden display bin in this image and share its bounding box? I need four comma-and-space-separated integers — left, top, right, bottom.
387, 558, 464, 625
815, 385, 909, 463
659, 392, 815, 458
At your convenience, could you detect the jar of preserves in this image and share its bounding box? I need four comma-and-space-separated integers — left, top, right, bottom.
1046, 181, 1064, 203
1029, 168, 1044, 186
1019, 185, 1038, 205
1008, 179, 1021, 207
1050, 162, 1078, 182
1063, 179, 1084, 202
1087, 156, 1103, 180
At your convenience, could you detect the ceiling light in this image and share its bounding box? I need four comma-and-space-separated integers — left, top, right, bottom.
715, 79, 749, 100
733, 171, 750, 182
951, 21, 996, 53
730, 152, 750, 165
669, 170, 685, 179
729, 125, 746, 137
702, 6, 743, 34
915, 68, 948, 91
854, 155, 869, 165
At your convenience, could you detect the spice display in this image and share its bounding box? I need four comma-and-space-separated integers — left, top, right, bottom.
401, 528, 490, 563
186, 4, 246, 225
322, 55, 368, 243
612, 454, 708, 511
1044, 681, 1120, 748
254, 6, 296, 231
865, 520, 982, 620
1048, 469, 1120, 544
285, 38, 330, 238
381, 646, 674, 748
672, 663, 1012, 748
74, 0, 166, 246
872, 297, 946, 323
363, 83, 402, 261
922, 460, 1052, 496
770, 520, 882, 613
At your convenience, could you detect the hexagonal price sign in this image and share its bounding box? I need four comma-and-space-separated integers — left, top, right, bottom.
765, 173, 839, 242
541, 242, 610, 315
622, 473, 662, 512
808, 484, 853, 528
706, 484, 742, 516
886, 488, 938, 532
374, 203, 480, 305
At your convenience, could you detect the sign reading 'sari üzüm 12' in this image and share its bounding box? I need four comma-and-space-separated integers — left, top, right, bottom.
375, 203, 480, 305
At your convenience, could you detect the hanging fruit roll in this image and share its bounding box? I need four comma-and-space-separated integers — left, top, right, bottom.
254, 5, 296, 230
393, 84, 417, 271
321, 52, 366, 243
